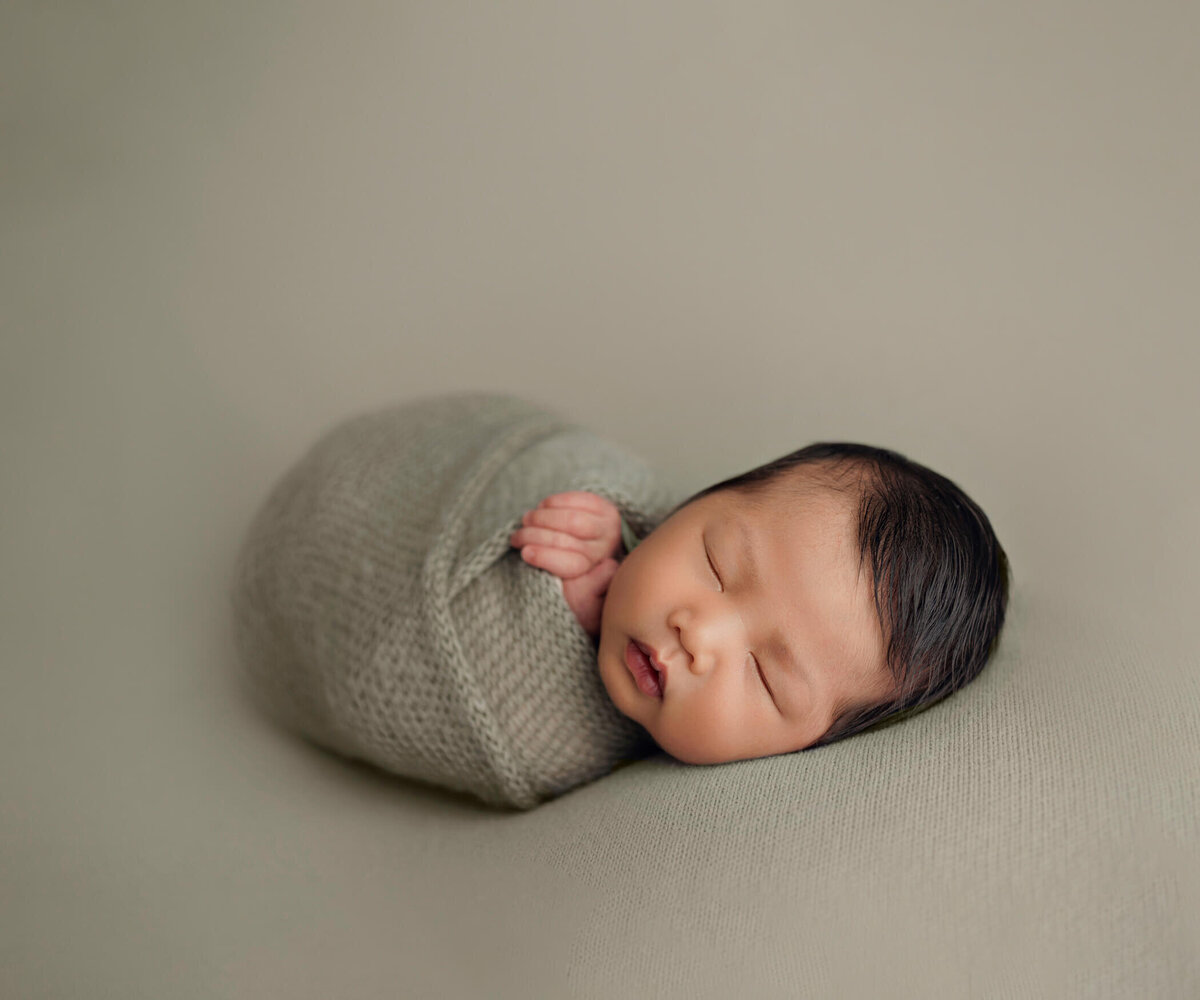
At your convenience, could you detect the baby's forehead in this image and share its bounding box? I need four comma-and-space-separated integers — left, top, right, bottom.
698, 488, 871, 612
723, 477, 861, 535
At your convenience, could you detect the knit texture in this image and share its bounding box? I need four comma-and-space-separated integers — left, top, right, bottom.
229, 391, 682, 809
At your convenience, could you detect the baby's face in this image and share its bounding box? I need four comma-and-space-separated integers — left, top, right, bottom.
597, 476, 895, 764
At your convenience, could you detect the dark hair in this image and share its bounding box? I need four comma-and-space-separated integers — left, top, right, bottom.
668, 443, 1011, 748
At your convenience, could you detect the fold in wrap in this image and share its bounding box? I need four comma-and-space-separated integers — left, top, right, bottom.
229, 391, 682, 809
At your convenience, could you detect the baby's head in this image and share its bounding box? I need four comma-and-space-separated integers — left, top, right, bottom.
597, 443, 1010, 764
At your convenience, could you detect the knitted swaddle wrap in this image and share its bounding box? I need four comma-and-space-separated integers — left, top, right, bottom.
229, 392, 681, 809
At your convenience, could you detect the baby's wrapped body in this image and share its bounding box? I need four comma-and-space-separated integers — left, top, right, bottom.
230, 392, 681, 809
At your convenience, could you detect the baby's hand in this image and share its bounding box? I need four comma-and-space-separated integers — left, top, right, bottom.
508, 491, 623, 638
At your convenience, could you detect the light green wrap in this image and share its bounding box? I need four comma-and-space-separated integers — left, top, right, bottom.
229, 392, 682, 809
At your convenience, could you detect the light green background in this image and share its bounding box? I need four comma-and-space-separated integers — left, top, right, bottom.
3, 3, 1197, 997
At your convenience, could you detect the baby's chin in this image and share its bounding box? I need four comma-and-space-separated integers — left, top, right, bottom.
593, 647, 662, 756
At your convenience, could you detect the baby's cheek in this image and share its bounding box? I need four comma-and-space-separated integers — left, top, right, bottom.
659, 696, 744, 765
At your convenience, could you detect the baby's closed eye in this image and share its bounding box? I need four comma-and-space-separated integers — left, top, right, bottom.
705, 537, 778, 707
704, 540, 723, 591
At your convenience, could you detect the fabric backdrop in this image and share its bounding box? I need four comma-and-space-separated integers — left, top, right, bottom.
3, 2, 1197, 996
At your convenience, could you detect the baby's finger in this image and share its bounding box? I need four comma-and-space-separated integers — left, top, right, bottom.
521, 507, 605, 540
510, 526, 590, 553
516, 544, 592, 580
537, 492, 614, 514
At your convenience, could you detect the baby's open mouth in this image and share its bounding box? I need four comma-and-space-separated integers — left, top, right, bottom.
625, 640, 663, 698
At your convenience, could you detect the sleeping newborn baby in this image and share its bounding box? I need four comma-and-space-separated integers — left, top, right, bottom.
231, 391, 1009, 810
515, 440, 1010, 767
